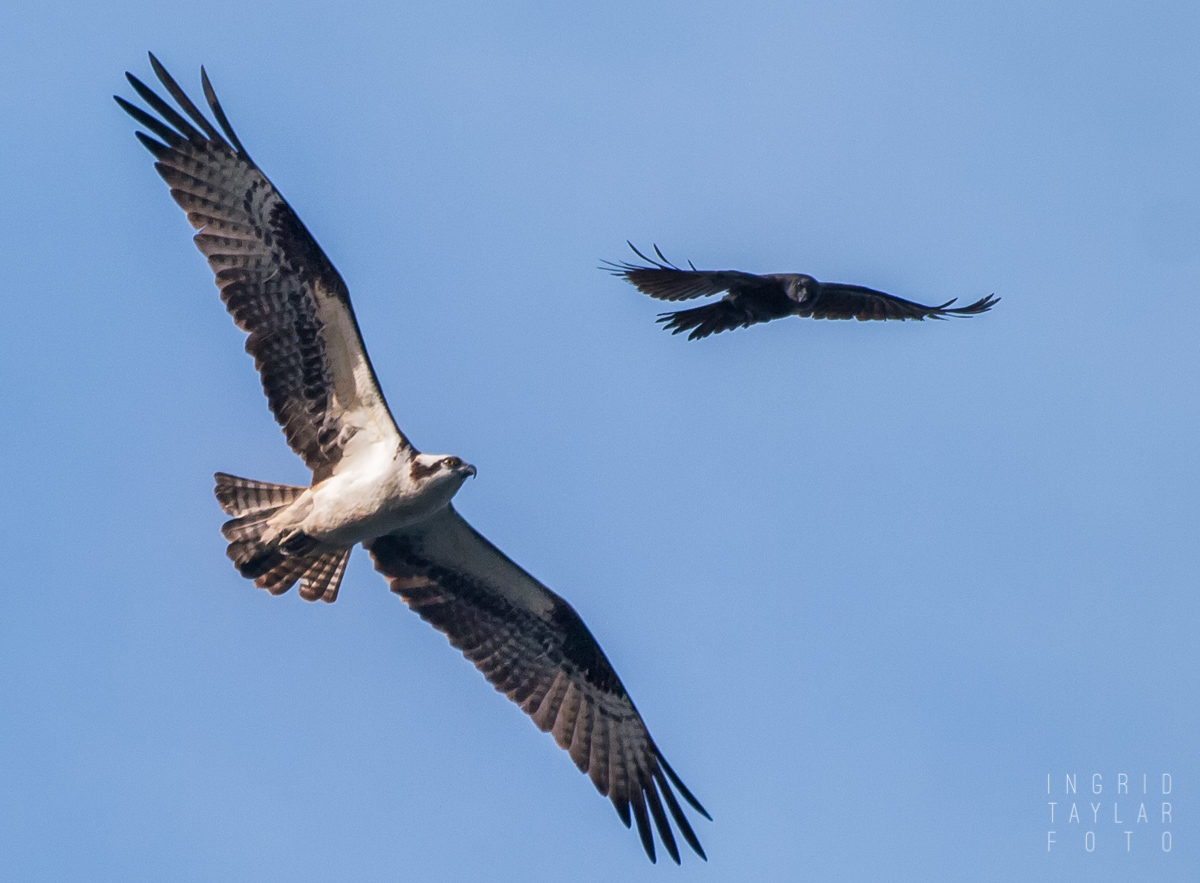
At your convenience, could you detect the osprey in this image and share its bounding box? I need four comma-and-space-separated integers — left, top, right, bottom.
117, 55, 707, 863
608, 243, 999, 340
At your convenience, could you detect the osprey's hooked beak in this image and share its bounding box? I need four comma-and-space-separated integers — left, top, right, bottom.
459, 463, 478, 479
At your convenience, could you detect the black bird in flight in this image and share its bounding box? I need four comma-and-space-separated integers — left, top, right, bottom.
607, 243, 998, 340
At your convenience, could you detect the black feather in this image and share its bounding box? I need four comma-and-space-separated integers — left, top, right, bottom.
148, 52, 227, 147
124, 72, 204, 144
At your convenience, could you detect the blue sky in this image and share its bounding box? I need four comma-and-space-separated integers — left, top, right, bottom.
2, 2, 1197, 880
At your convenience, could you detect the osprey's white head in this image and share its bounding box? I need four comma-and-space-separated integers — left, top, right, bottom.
409, 453, 477, 509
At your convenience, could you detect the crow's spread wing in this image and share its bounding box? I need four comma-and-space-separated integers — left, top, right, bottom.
604, 242, 778, 302
800, 283, 999, 321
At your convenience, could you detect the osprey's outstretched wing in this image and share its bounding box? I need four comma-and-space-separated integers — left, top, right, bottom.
369, 507, 710, 864
608, 243, 998, 340
116, 55, 410, 479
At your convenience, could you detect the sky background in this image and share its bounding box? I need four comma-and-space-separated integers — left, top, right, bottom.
2, 2, 1197, 880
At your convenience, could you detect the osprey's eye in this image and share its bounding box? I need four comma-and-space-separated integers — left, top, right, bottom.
442, 457, 462, 470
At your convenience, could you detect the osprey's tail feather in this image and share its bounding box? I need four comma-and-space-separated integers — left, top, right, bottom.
214, 471, 306, 516
214, 472, 350, 603
296, 548, 351, 603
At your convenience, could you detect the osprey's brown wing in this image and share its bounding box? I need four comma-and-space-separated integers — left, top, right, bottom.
369, 506, 709, 864
117, 54, 410, 479
799, 282, 999, 321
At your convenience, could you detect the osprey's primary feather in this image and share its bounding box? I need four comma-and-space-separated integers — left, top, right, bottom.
119, 55, 707, 863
